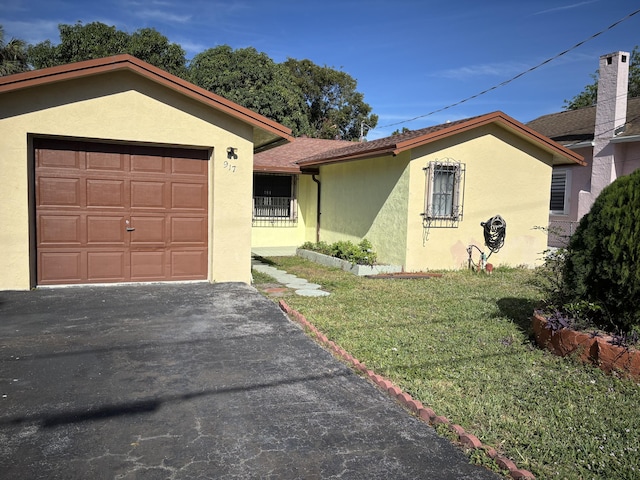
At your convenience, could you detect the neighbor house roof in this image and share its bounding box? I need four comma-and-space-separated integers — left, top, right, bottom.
254, 137, 352, 173
296, 111, 585, 168
0, 54, 293, 151
527, 97, 640, 146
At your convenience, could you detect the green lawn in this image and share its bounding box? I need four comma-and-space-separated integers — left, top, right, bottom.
253, 256, 640, 480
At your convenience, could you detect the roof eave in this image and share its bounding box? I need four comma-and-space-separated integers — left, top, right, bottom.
392, 111, 585, 166
0, 54, 293, 150
253, 165, 301, 174
297, 146, 398, 167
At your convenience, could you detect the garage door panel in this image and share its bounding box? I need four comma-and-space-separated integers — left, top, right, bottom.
171, 251, 207, 278
87, 251, 126, 282
171, 217, 207, 244
130, 216, 166, 244
131, 181, 166, 209
87, 216, 126, 244
131, 152, 166, 173
86, 150, 126, 172
39, 252, 82, 282
38, 177, 81, 207
39, 215, 82, 245
37, 147, 81, 169
36, 140, 208, 285
131, 251, 166, 280
172, 183, 207, 210
172, 157, 208, 175
87, 179, 126, 208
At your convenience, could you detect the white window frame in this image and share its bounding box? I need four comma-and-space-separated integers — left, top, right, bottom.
423, 160, 465, 226
550, 169, 571, 215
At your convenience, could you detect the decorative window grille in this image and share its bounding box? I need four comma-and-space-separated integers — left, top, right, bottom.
422, 159, 465, 228
550, 169, 570, 215
252, 174, 298, 227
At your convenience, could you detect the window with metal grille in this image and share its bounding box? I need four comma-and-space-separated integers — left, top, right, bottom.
422, 160, 465, 227
550, 169, 570, 215
253, 174, 298, 226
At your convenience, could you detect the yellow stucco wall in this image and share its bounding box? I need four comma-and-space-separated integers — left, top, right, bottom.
0, 70, 255, 289
318, 153, 411, 266
405, 125, 553, 271
250, 174, 317, 249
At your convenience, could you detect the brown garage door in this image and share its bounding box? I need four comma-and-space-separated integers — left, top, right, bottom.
35, 139, 209, 285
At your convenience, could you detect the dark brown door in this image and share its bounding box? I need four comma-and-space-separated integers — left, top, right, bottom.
35, 139, 209, 285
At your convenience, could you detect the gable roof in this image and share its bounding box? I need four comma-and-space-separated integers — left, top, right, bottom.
527, 97, 640, 146
254, 137, 352, 173
296, 111, 585, 168
0, 54, 293, 151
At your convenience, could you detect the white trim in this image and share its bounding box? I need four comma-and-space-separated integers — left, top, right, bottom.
610, 134, 640, 144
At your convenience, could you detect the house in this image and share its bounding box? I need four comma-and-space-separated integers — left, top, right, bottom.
0, 54, 292, 290
252, 137, 351, 255
527, 51, 640, 247
252, 112, 584, 271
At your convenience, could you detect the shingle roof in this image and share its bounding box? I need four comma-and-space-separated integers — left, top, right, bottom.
0, 54, 293, 151
253, 137, 352, 173
527, 97, 640, 145
296, 111, 585, 167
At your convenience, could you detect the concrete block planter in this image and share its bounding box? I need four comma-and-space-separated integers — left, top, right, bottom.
296, 248, 402, 276
532, 313, 640, 379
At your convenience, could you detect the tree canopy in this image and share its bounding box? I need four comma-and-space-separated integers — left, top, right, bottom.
283, 58, 378, 140
0, 26, 29, 76
26, 22, 187, 77
187, 46, 311, 137
11, 21, 377, 140
564, 45, 640, 110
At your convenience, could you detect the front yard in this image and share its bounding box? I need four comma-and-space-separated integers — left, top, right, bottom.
253, 256, 640, 479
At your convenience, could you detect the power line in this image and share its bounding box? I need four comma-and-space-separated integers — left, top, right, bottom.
376, 7, 640, 130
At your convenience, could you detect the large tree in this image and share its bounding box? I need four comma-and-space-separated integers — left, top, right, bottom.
188, 46, 315, 137
27, 22, 187, 77
23, 26, 377, 140
0, 26, 29, 76
284, 58, 378, 140
564, 45, 640, 110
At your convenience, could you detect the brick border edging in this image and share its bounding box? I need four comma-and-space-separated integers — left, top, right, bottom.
278, 300, 535, 480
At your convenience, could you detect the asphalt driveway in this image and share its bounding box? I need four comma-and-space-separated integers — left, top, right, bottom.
0, 282, 500, 479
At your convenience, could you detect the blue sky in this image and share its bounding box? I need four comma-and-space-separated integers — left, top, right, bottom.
1, 0, 638, 139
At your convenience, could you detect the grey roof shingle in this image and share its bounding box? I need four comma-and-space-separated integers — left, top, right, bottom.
527, 97, 640, 145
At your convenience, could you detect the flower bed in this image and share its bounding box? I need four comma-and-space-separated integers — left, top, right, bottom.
532, 313, 640, 379
296, 249, 402, 276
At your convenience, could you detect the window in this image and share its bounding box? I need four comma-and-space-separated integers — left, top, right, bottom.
550, 169, 570, 215
422, 160, 465, 227
253, 174, 298, 226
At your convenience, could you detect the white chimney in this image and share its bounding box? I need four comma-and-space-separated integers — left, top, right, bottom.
577, 51, 630, 219
594, 51, 629, 139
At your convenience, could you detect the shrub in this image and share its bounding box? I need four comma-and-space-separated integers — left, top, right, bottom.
562, 169, 640, 333
300, 239, 377, 265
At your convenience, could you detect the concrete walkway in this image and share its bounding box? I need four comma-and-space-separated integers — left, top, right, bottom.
252, 256, 331, 297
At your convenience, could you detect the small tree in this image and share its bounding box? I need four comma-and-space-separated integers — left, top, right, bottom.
562, 169, 640, 332
0, 26, 29, 76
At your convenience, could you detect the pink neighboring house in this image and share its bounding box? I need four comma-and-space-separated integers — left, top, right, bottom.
528, 51, 640, 247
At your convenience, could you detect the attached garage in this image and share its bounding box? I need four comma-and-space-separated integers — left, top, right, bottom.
35, 139, 209, 285
0, 55, 292, 290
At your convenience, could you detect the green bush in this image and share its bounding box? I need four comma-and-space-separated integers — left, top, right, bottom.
563, 169, 640, 332
300, 239, 377, 266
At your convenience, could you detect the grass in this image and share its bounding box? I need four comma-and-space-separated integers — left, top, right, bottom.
253, 256, 640, 480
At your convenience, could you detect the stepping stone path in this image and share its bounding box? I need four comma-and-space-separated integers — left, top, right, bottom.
252, 257, 330, 297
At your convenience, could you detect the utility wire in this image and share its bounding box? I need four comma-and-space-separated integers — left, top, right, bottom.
376, 7, 640, 130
